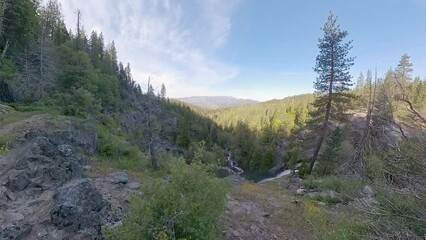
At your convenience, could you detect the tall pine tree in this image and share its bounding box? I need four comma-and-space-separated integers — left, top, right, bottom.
308, 13, 354, 174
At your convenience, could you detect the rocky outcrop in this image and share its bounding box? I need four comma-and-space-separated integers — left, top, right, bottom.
51, 179, 108, 232
0, 119, 138, 239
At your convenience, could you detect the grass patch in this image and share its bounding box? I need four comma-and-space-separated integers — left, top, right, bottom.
0, 135, 14, 154
8, 103, 59, 113
0, 111, 36, 128
303, 199, 368, 239
304, 176, 363, 202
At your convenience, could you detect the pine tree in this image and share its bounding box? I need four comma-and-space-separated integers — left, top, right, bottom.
356, 71, 365, 90
394, 54, 426, 125
396, 53, 413, 84
160, 83, 166, 99
317, 127, 343, 176
1, 0, 39, 58
308, 13, 354, 174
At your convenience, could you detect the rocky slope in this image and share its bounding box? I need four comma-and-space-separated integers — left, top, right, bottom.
0, 114, 141, 239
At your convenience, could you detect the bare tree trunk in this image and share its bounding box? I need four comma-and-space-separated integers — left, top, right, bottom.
401, 98, 426, 125
24, 48, 30, 92
147, 78, 159, 169
1, 39, 9, 59
352, 68, 377, 177
39, 27, 45, 99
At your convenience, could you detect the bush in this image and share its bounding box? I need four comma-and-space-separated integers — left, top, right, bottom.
366, 153, 384, 181
0, 135, 13, 154
97, 126, 148, 171
105, 159, 230, 240
304, 176, 362, 203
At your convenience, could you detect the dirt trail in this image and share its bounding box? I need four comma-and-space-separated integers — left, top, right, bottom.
0, 114, 49, 138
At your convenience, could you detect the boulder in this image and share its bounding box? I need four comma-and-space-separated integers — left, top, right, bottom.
320, 190, 342, 203
360, 185, 374, 198
125, 182, 141, 190
6, 170, 30, 192
306, 192, 320, 199
51, 179, 108, 232
106, 172, 129, 184
296, 188, 305, 195
0, 222, 32, 240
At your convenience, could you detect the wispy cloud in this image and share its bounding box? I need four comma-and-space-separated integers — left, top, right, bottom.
54, 0, 240, 97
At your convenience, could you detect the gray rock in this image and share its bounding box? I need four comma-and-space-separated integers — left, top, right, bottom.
320, 190, 342, 203
0, 186, 8, 200
4, 189, 17, 201
25, 187, 43, 196
306, 192, 320, 199
125, 182, 141, 190
106, 172, 129, 184
83, 165, 92, 171
4, 212, 25, 222
0, 222, 32, 240
58, 144, 73, 156
361, 185, 374, 198
296, 188, 305, 195
51, 179, 108, 232
51, 129, 99, 154
6, 170, 30, 192
37, 229, 48, 238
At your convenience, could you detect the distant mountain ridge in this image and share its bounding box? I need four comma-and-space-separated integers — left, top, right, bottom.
177, 96, 259, 109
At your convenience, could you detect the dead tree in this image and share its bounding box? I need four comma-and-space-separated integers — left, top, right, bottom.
352, 68, 377, 178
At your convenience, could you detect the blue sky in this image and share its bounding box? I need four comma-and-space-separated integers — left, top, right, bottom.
54, 0, 426, 101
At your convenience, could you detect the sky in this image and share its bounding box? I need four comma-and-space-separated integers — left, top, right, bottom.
52, 0, 426, 101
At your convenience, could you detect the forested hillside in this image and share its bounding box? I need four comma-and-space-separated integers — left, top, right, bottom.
0, 1, 232, 239
0, 0, 232, 165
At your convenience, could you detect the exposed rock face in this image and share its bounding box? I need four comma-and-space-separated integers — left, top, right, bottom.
51, 179, 109, 232
0, 119, 137, 239
6, 170, 30, 192
0, 222, 32, 240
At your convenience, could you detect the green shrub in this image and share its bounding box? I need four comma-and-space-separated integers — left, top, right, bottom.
305, 176, 362, 203
366, 153, 384, 181
303, 176, 319, 189
0, 135, 13, 154
97, 126, 148, 171
316, 127, 343, 176
105, 159, 230, 240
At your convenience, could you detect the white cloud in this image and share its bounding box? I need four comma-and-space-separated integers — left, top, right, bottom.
51, 0, 240, 98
